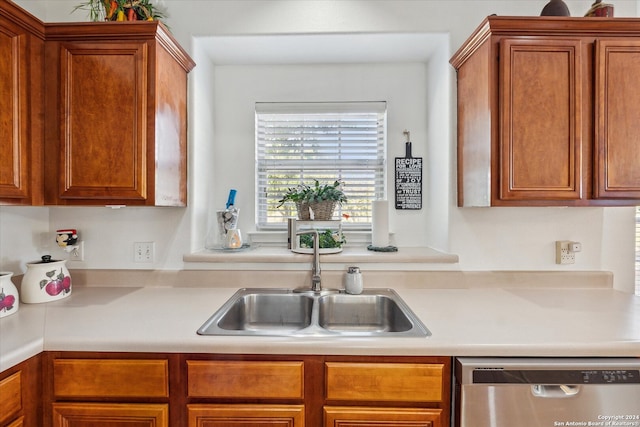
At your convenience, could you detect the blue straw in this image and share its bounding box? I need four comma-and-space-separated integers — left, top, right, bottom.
226, 189, 237, 209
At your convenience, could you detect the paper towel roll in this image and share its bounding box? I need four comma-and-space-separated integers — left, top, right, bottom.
371, 200, 389, 247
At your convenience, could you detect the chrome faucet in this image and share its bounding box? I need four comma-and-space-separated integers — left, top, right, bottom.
296, 230, 322, 292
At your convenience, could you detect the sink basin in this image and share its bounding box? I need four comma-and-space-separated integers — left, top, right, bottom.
199, 290, 313, 335
197, 288, 430, 337
318, 294, 413, 333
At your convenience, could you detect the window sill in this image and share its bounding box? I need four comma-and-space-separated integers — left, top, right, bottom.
183, 246, 459, 269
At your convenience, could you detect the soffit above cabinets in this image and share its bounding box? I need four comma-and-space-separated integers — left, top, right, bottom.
199, 32, 447, 65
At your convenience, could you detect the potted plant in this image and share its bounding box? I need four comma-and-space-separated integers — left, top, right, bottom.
277, 180, 347, 220
299, 229, 346, 250
73, 0, 165, 22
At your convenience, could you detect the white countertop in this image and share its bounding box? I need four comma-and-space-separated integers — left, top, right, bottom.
2, 283, 639, 371
0, 302, 46, 370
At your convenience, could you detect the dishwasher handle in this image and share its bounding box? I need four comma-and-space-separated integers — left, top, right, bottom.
531, 384, 581, 398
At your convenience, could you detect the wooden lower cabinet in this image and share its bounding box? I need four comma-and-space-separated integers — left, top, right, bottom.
187, 404, 305, 427
51, 403, 168, 427
0, 371, 22, 426
45, 353, 173, 427
323, 360, 448, 427
6, 417, 24, 427
0, 354, 41, 427
324, 406, 443, 427
186, 360, 306, 426
185, 355, 450, 427
41, 352, 451, 426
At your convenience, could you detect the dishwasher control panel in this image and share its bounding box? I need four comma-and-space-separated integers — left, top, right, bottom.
472, 368, 640, 384
582, 369, 640, 384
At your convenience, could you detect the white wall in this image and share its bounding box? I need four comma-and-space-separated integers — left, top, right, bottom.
0, 208, 49, 272
2, 0, 638, 292
190, 39, 218, 253
210, 62, 437, 247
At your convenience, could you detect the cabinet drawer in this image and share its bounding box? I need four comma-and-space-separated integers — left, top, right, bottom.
324, 406, 443, 427
0, 371, 22, 425
53, 359, 169, 398
52, 403, 168, 427
187, 404, 305, 427
187, 360, 304, 399
325, 362, 444, 402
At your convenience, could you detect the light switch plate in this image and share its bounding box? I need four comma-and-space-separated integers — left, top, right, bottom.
134, 242, 154, 263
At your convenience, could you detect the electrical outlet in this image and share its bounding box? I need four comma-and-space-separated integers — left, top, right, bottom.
555, 240, 575, 265
134, 242, 154, 263
68, 241, 84, 262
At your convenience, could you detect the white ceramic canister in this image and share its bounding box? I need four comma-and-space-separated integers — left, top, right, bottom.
21, 255, 72, 304
0, 272, 19, 317
344, 266, 363, 295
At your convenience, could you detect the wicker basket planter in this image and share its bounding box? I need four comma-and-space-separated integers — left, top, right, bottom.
279, 180, 346, 221
296, 200, 337, 220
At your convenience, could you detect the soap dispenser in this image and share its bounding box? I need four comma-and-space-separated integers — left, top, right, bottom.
344, 266, 363, 295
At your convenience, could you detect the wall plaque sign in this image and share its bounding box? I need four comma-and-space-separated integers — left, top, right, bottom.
394, 130, 422, 210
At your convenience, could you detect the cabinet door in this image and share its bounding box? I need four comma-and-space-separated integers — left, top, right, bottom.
324, 407, 442, 427
0, 371, 21, 425
1, 355, 42, 427
0, 15, 42, 205
52, 41, 148, 202
499, 38, 583, 202
0, 18, 28, 202
7, 416, 24, 427
52, 403, 168, 427
187, 404, 305, 427
594, 39, 640, 199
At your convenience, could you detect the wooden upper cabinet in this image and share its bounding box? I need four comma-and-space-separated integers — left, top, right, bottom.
44, 22, 195, 206
499, 38, 583, 202
0, 2, 45, 206
451, 16, 640, 207
594, 39, 640, 199
2, 0, 194, 206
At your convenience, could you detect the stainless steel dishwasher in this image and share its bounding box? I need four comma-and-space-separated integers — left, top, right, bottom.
455, 357, 640, 427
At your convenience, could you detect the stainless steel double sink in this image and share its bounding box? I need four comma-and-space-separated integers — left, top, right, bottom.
197, 288, 430, 337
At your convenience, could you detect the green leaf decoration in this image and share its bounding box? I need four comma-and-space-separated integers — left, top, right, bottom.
277, 180, 346, 208
299, 229, 346, 249
40, 279, 48, 289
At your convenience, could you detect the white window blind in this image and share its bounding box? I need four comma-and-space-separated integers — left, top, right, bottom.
636, 207, 640, 295
256, 102, 386, 229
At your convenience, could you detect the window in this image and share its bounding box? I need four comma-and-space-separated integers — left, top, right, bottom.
636, 207, 640, 295
256, 102, 386, 229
